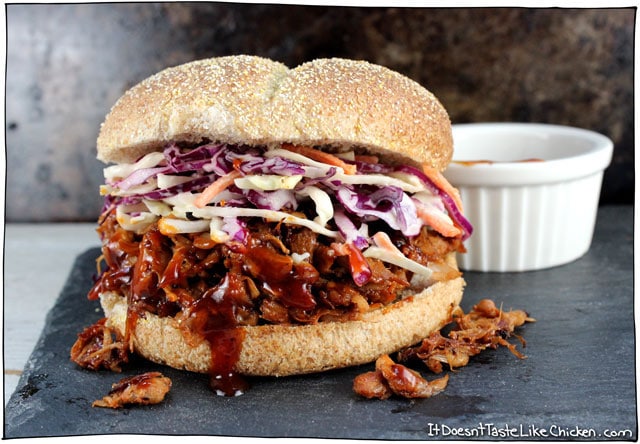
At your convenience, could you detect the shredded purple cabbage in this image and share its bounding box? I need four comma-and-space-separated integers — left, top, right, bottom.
355, 160, 394, 174
245, 189, 296, 211
222, 217, 248, 243
351, 265, 372, 287
333, 209, 369, 249
395, 165, 473, 240
107, 142, 473, 243
139, 175, 218, 201
235, 156, 305, 176
336, 186, 422, 237
116, 166, 168, 190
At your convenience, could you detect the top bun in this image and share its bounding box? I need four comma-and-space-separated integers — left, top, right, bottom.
97, 55, 453, 170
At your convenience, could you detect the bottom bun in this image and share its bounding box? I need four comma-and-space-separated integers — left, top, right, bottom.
100, 276, 464, 377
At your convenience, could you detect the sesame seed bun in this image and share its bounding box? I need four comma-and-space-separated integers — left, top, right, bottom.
92, 55, 465, 380
96, 55, 453, 170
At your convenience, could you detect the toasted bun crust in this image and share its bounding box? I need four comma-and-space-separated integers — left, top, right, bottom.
100, 276, 464, 377
97, 55, 453, 170
95, 56, 462, 378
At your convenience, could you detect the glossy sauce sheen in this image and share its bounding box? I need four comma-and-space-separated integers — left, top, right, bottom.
90, 220, 324, 396
244, 245, 319, 310
89, 212, 462, 396
110, 371, 159, 394
186, 270, 249, 396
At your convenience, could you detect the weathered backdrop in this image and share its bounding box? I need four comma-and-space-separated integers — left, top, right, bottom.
6, 4, 634, 222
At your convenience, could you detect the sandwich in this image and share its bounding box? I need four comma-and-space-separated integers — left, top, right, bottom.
81, 55, 472, 396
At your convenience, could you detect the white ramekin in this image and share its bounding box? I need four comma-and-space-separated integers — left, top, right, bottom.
443, 122, 613, 272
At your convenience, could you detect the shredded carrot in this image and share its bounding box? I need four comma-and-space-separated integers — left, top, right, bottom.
422, 164, 464, 212
282, 143, 357, 175
330, 242, 351, 256
347, 243, 372, 285
354, 154, 379, 164
416, 206, 462, 238
194, 170, 241, 208
371, 232, 400, 253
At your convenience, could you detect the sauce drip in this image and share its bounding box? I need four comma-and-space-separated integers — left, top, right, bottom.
87, 212, 461, 395
185, 271, 250, 396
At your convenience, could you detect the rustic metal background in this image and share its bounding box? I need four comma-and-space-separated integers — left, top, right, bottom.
5, 5, 634, 221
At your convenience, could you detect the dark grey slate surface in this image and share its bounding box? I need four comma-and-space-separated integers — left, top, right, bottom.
4, 206, 636, 439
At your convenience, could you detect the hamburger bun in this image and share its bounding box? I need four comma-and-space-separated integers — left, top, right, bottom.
89, 55, 468, 382
100, 271, 463, 377
97, 55, 453, 171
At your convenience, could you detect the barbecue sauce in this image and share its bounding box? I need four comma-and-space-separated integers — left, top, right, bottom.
110, 371, 160, 393
244, 245, 319, 310
453, 158, 544, 166
187, 271, 250, 396
88, 228, 137, 301
88, 267, 131, 301
128, 228, 252, 395
85, 212, 460, 396
88, 218, 337, 395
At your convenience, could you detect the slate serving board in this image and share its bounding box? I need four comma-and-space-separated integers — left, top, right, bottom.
5, 206, 636, 440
